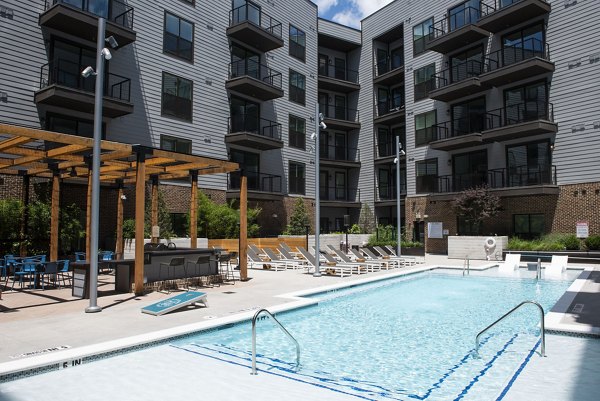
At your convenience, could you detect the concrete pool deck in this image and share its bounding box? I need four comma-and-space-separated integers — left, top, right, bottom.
1, 255, 599, 400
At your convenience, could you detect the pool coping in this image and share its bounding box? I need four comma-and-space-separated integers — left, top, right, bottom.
0, 263, 594, 383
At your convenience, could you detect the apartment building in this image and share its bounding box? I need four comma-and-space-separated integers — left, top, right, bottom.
0, 0, 599, 252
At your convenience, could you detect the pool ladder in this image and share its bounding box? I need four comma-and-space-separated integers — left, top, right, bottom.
475, 301, 546, 358
462, 257, 470, 276
251, 308, 300, 375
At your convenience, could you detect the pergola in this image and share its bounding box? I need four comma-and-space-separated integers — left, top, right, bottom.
0, 123, 248, 295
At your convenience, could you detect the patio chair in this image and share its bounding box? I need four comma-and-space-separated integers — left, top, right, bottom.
331, 248, 381, 272
263, 248, 302, 270
280, 242, 301, 257
57, 259, 71, 288
499, 253, 521, 274
319, 252, 368, 275
296, 247, 355, 277
359, 248, 398, 269
37, 261, 59, 290
158, 257, 188, 293
11, 257, 40, 289
248, 244, 265, 257
384, 245, 424, 265
74, 252, 86, 262
373, 246, 416, 267
545, 255, 568, 278
247, 247, 287, 271
218, 252, 237, 283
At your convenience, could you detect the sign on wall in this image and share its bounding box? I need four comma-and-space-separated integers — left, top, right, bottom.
576, 221, 589, 238
428, 222, 443, 239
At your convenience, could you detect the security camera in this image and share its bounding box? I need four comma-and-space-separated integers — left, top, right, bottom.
105, 36, 119, 49
101, 48, 112, 60
81, 66, 96, 78
319, 122, 327, 130
310, 132, 317, 140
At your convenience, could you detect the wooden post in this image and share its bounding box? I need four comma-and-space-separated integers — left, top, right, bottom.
151, 175, 159, 244
115, 182, 124, 258
19, 175, 30, 257
189, 171, 198, 249
239, 173, 248, 281
134, 154, 146, 295
86, 170, 92, 258
50, 173, 60, 262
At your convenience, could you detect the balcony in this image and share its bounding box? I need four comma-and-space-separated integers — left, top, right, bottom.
319, 186, 361, 208
374, 100, 405, 125
226, 60, 283, 101
427, 7, 490, 54
375, 184, 406, 206
320, 104, 360, 130
227, 171, 283, 201
478, 0, 551, 33
225, 115, 283, 150
429, 59, 488, 102
34, 59, 133, 118
40, 0, 136, 47
429, 117, 484, 151
227, 4, 283, 52
318, 65, 360, 93
373, 63, 404, 87
480, 41, 554, 87
431, 165, 558, 197
483, 101, 556, 142
319, 144, 361, 168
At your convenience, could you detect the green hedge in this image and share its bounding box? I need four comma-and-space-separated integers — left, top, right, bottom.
507, 233, 582, 251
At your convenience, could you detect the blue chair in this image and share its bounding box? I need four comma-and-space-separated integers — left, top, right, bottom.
74, 252, 86, 262
57, 259, 71, 288
36, 261, 58, 290
11, 257, 39, 289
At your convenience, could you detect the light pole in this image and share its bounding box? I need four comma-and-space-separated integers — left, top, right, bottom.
395, 137, 405, 257
81, 18, 117, 313
312, 104, 326, 277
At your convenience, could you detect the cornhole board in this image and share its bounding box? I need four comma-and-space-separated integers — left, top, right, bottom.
142, 291, 208, 316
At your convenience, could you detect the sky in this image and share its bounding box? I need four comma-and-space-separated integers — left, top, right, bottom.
314, 0, 395, 29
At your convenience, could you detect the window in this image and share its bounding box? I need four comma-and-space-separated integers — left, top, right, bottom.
451, 97, 486, 136
160, 135, 192, 153
449, 0, 480, 32
504, 81, 548, 124
289, 115, 306, 149
506, 141, 552, 186
46, 113, 105, 139
513, 214, 545, 239
230, 149, 260, 190
503, 23, 544, 57
289, 70, 306, 105
162, 72, 193, 121
230, 96, 259, 134
289, 162, 305, 195
414, 63, 435, 101
416, 158, 438, 193
449, 47, 484, 83
413, 18, 433, 56
289, 25, 306, 62
230, 44, 260, 79
164, 12, 194, 61
415, 110, 436, 146
453, 150, 487, 191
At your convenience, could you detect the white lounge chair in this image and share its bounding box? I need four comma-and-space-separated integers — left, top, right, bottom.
296, 247, 356, 277
247, 248, 287, 271
545, 255, 568, 278
499, 253, 521, 273
263, 248, 303, 270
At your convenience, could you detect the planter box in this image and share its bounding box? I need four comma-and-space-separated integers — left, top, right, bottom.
400, 247, 425, 257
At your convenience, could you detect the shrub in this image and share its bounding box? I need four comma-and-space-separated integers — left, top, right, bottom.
367, 225, 422, 248
283, 198, 310, 235
507, 233, 582, 251
585, 235, 600, 250
195, 192, 261, 239
559, 234, 581, 250
349, 224, 361, 234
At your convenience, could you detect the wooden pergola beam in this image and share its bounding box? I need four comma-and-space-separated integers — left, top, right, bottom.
190, 171, 198, 249
47, 144, 88, 158
50, 173, 60, 262
239, 174, 248, 281
0, 136, 33, 151
134, 154, 146, 295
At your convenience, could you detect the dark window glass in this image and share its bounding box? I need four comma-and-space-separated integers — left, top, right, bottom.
414, 63, 436, 101
289, 70, 306, 105
289, 162, 306, 195
391, 47, 404, 70
415, 110, 436, 146
162, 72, 193, 121
457, 216, 479, 236
164, 12, 194, 61
451, 97, 486, 136
289, 115, 306, 150
506, 141, 552, 186
502, 23, 544, 65
413, 18, 433, 56
449, 0, 480, 32
46, 114, 104, 139
376, 48, 388, 76
504, 81, 548, 124
453, 150, 488, 191
230, 149, 260, 190
318, 54, 328, 76
416, 158, 438, 193
513, 214, 545, 239
230, 96, 259, 134
160, 135, 192, 153
289, 25, 306, 62
449, 47, 484, 83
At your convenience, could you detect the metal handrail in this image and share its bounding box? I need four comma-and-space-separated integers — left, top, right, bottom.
251, 308, 300, 375
475, 300, 546, 358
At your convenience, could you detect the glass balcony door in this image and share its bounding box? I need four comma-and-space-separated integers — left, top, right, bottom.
335, 171, 346, 200
453, 150, 487, 191
230, 97, 259, 134
376, 48, 388, 75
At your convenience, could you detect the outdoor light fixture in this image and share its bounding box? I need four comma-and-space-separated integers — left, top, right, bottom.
105, 35, 119, 49
313, 107, 326, 277
81, 66, 96, 78
394, 139, 405, 256
101, 48, 112, 60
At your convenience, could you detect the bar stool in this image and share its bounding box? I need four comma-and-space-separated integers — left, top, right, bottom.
158, 257, 187, 293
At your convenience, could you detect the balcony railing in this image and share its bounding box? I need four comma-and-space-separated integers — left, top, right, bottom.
376, 184, 406, 201
486, 101, 554, 129
318, 64, 359, 84
319, 186, 360, 202
229, 59, 282, 89
414, 79, 436, 100
480, 0, 548, 18
45, 0, 135, 29
39, 58, 131, 101
229, 3, 282, 39
433, 165, 556, 193
377, 141, 395, 158
415, 127, 436, 146
228, 171, 282, 193
228, 115, 282, 140
484, 39, 550, 72
433, 59, 485, 89
319, 144, 360, 163
433, 115, 486, 140
430, 6, 481, 40
375, 58, 404, 77
320, 104, 360, 123
376, 99, 405, 117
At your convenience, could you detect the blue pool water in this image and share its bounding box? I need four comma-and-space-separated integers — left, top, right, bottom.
173, 270, 574, 400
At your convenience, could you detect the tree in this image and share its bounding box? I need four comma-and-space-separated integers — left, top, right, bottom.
283, 198, 310, 235
452, 186, 500, 235
358, 203, 376, 233
195, 192, 261, 239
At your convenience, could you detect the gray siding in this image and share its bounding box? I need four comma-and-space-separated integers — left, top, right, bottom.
317, 18, 361, 46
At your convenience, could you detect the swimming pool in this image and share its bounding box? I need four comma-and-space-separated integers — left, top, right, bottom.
0, 269, 577, 401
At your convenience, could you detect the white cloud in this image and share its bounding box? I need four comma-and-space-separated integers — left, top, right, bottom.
313, 0, 339, 14
330, 0, 394, 29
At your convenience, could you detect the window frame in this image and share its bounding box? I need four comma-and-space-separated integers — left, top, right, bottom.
160, 134, 192, 154
288, 161, 306, 195
513, 213, 545, 239
289, 24, 306, 62
161, 71, 194, 122
413, 63, 436, 101
415, 158, 438, 193
413, 17, 434, 56
163, 11, 195, 62
289, 69, 306, 106
414, 110, 437, 146
289, 114, 306, 150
